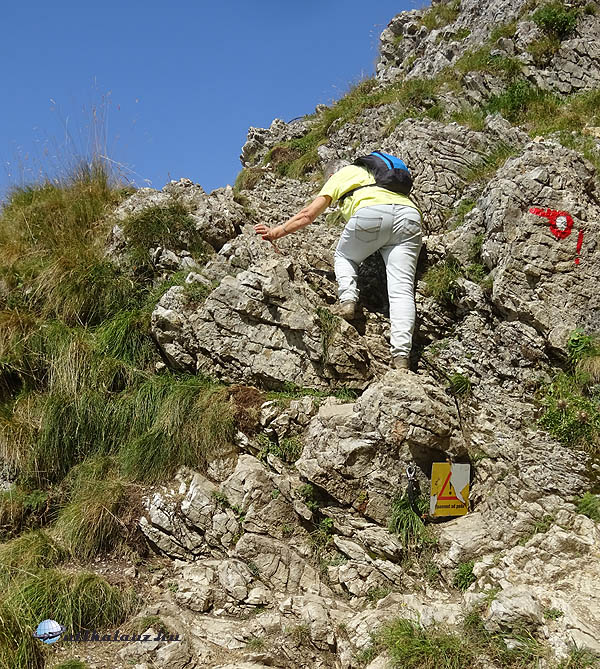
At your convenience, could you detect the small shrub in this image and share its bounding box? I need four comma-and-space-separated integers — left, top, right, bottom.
538, 371, 600, 451
276, 436, 303, 463
532, 2, 579, 39
567, 329, 599, 363
298, 483, 320, 512
367, 586, 392, 602
258, 433, 303, 464
54, 661, 89, 669
453, 561, 476, 591
310, 517, 334, 554
543, 607, 564, 620
288, 623, 311, 646
576, 492, 600, 521
449, 373, 472, 397
246, 636, 265, 650
488, 80, 548, 122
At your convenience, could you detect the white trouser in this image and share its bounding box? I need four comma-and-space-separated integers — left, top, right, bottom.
334, 204, 422, 358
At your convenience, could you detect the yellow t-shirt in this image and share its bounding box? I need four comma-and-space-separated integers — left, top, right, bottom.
318, 165, 418, 221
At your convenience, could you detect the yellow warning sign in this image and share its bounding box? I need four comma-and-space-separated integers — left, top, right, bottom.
430, 462, 470, 517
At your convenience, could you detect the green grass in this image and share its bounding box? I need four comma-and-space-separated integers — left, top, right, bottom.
464, 142, 518, 183
388, 495, 433, 552
376, 618, 475, 668
0, 569, 136, 669
316, 307, 340, 364
422, 258, 462, 305
421, 0, 461, 30
0, 487, 50, 540
366, 586, 392, 603
543, 607, 564, 620
449, 373, 472, 397
93, 309, 155, 369
450, 107, 486, 131
453, 27, 471, 40
557, 644, 600, 668
55, 462, 139, 559
265, 382, 359, 407
1, 368, 237, 488
528, 34, 563, 66
233, 167, 265, 193
360, 611, 549, 669
257, 433, 303, 464
0, 530, 65, 585
453, 47, 522, 82
490, 21, 518, 42
246, 636, 266, 650
120, 203, 212, 275
0, 166, 139, 326
532, 2, 579, 40
576, 492, 600, 521
118, 375, 236, 482
453, 560, 476, 591
54, 661, 90, 669
448, 199, 476, 229
538, 370, 600, 452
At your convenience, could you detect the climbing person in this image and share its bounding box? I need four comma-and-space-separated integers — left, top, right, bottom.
254, 151, 422, 371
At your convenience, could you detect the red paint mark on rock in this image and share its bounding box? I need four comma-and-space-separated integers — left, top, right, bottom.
529, 207, 574, 239
575, 229, 584, 264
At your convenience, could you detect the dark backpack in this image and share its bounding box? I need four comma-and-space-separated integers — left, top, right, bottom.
338, 151, 413, 203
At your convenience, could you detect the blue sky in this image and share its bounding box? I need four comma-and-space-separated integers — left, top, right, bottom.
1, 1, 418, 199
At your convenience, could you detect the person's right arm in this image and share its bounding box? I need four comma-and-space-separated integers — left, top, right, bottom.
254, 195, 332, 241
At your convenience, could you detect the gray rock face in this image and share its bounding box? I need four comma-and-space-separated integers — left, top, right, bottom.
108, 178, 244, 263
478, 142, 600, 348
297, 371, 464, 524
117, 4, 600, 668
153, 255, 373, 389
376, 0, 600, 97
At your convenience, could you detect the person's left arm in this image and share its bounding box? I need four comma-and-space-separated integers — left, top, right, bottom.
254, 195, 332, 241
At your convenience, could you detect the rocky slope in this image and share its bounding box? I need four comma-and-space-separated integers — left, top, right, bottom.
73, 1, 600, 667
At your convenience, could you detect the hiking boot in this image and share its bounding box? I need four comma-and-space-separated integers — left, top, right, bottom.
393, 356, 410, 371
332, 300, 357, 321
